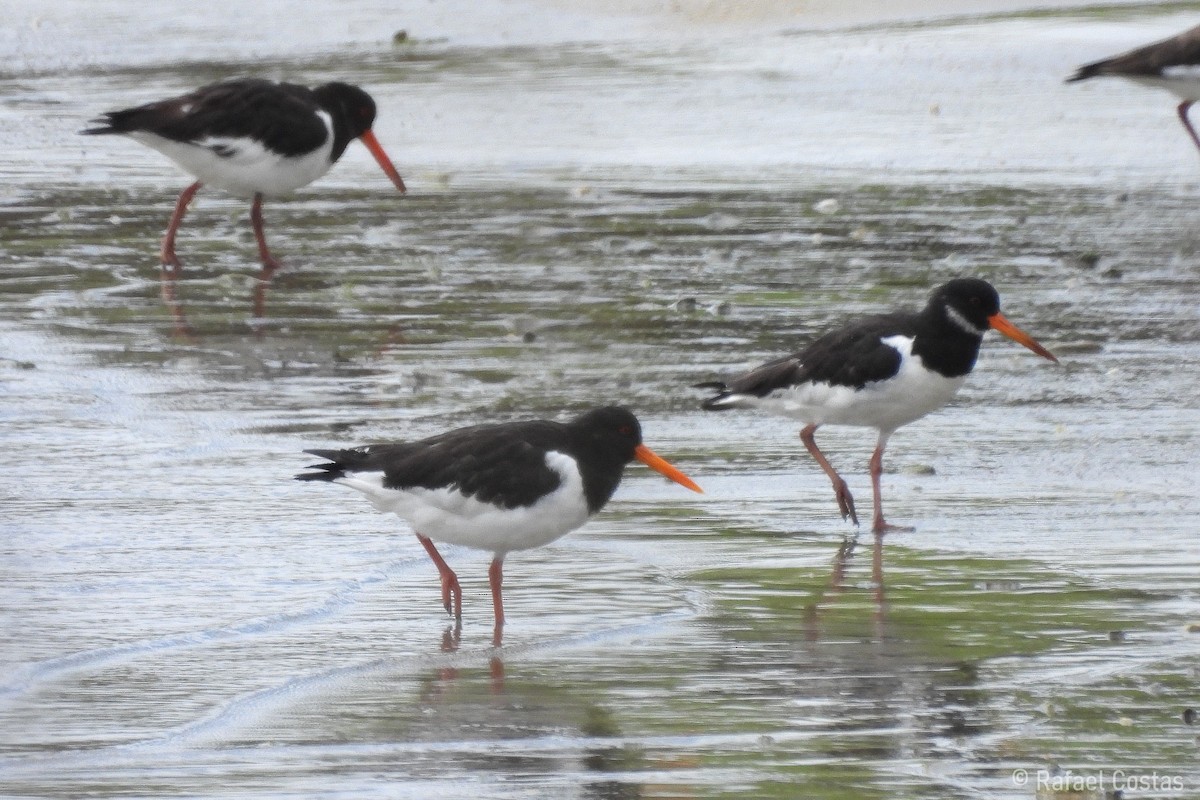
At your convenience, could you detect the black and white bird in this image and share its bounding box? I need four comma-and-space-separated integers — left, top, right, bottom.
1067, 23, 1200, 156
696, 278, 1057, 535
82, 78, 407, 275
296, 406, 702, 643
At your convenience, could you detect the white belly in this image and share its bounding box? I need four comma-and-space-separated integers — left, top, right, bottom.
752, 336, 966, 433
129, 113, 335, 197
332, 451, 592, 556
1127, 71, 1200, 104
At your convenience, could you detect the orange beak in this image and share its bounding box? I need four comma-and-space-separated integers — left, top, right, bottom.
634, 444, 703, 493
988, 312, 1058, 363
359, 129, 407, 193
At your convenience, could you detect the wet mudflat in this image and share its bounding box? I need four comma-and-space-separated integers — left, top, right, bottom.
2, 2, 1200, 798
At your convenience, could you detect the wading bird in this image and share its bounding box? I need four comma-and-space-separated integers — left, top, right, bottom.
697, 278, 1057, 535
296, 407, 702, 645
83, 78, 406, 276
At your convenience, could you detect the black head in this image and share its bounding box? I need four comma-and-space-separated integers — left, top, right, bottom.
564, 405, 700, 511
567, 406, 644, 465
313, 82, 378, 139
927, 278, 1002, 337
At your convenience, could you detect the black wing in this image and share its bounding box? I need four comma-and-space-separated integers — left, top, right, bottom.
698, 353, 804, 408
1068, 24, 1200, 81
701, 312, 913, 406
81, 79, 329, 157
297, 420, 571, 510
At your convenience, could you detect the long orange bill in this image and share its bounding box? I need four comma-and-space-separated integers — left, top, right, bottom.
988, 312, 1058, 363
634, 444, 703, 494
359, 129, 407, 193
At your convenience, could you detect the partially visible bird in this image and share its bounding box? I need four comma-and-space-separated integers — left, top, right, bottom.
296, 406, 702, 644
1067, 24, 1200, 156
696, 278, 1057, 535
82, 78, 406, 276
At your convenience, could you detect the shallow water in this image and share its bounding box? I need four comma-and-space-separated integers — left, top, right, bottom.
3, 2, 1200, 798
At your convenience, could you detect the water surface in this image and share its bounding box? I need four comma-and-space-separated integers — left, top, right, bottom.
2, 2, 1199, 798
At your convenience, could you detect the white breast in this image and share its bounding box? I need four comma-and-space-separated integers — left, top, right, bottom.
331, 451, 592, 556
128, 110, 336, 197
750, 335, 966, 433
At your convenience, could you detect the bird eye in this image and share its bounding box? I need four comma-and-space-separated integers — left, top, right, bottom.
618, 425, 633, 435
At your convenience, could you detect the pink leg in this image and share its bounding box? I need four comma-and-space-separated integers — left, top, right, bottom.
489, 557, 505, 647
417, 535, 462, 618
160, 181, 202, 272
868, 433, 914, 535
1177, 101, 1200, 156
800, 424, 858, 526
250, 193, 284, 279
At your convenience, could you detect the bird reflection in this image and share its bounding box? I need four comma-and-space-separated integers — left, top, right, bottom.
432, 622, 506, 694
250, 267, 274, 319
803, 533, 887, 640
159, 267, 197, 340
158, 265, 276, 340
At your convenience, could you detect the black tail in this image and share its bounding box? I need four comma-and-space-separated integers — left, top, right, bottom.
1065, 62, 1105, 83
80, 114, 122, 136
295, 448, 360, 482
692, 381, 735, 411
80, 107, 152, 135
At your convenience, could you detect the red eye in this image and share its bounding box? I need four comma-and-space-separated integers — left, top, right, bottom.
619, 425, 633, 435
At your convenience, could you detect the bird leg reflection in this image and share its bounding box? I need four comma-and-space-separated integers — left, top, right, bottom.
433, 622, 505, 693
803, 533, 887, 640
251, 273, 274, 322
158, 269, 196, 341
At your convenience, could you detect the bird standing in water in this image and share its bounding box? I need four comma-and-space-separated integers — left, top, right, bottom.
697, 278, 1057, 535
82, 78, 406, 277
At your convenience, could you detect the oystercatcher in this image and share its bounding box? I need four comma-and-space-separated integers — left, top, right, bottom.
1067, 24, 1200, 156
82, 79, 406, 275
696, 278, 1057, 534
296, 406, 702, 644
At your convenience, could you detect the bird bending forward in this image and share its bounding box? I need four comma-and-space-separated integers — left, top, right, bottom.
83, 78, 406, 275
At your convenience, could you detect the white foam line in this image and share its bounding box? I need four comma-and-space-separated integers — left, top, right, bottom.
0, 721, 838, 781
990, 628, 1200, 690
931, 627, 1200, 785
0, 593, 707, 778
0, 556, 424, 702
503, 589, 708, 658
159, 595, 707, 749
